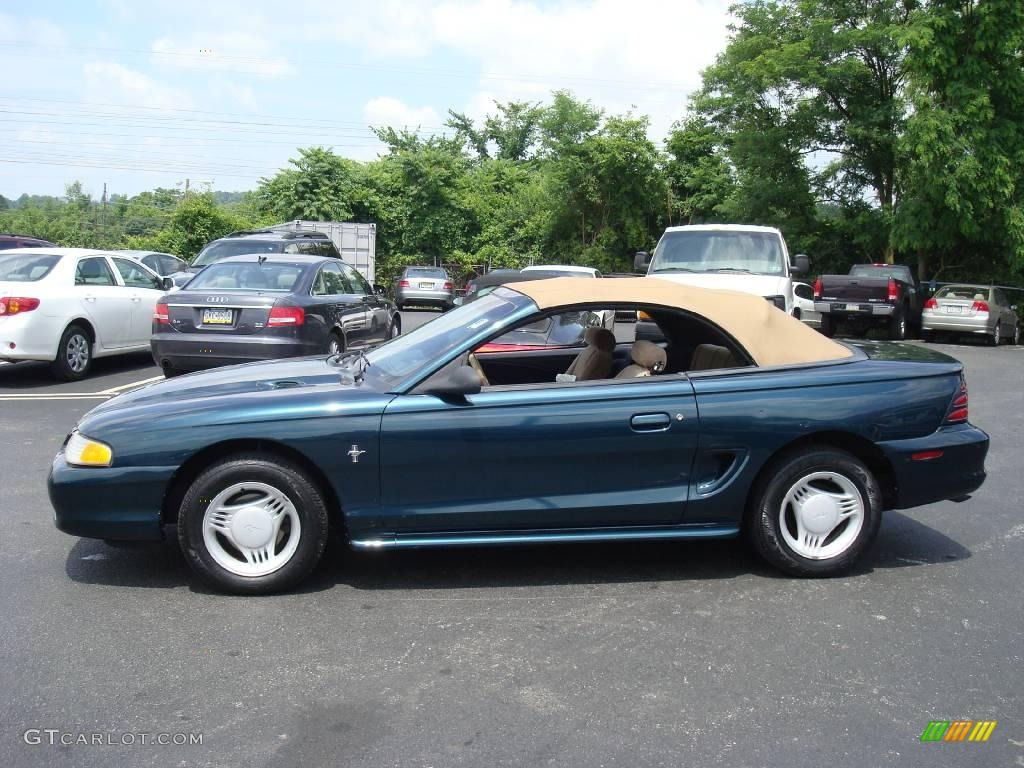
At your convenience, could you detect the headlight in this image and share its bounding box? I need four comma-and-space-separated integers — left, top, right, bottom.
65, 431, 113, 467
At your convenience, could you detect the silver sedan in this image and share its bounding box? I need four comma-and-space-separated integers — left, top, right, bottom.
922, 284, 1020, 345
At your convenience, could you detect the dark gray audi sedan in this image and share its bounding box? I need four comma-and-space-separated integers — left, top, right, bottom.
151, 254, 399, 376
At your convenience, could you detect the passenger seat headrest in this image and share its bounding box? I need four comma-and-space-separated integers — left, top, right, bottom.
584, 326, 616, 352
631, 340, 666, 371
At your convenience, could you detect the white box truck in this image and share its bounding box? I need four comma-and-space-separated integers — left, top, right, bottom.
270, 220, 377, 283
635, 224, 808, 314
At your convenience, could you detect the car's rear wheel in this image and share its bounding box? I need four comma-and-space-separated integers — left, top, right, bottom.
1012, 323, 1020, 346
819, 314, 835, 338
921, 329, 934, 343
988, 322, 1001, 346
177, 454, 330, 594
889, 310, 907, 341
746, 447, 882, 577
50, 323, 92, 381
326, 332, 344, 356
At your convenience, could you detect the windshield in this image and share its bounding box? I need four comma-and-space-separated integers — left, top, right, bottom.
0, 253, 61, 281
935, 285, 987, 300
184, 262, 306, 291
405, 268, 447, 278
849, 265, 911, 281
364, 289, 531, 385
193, 240, 282, 267
650, 231, 785, 276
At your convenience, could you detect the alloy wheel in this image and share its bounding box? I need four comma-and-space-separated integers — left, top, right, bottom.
66, 333, 90, 373
778, 471, 866, 560
201, 482, 302, 577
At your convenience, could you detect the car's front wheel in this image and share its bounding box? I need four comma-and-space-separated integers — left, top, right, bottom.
747, 447, 882, 577
177, 454, 330, 594
389, 315, 401, 338
819, 314, 836, 338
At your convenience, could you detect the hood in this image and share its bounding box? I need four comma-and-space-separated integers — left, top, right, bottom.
647, 271, 790, 299
91, 356, 346, 415
78, 356, 395, 440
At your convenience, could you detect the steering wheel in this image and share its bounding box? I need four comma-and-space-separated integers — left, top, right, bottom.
467, 353, 490, 387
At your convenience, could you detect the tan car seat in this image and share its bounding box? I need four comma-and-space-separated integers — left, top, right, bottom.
615, 340, 667, 378
689, 344, 738, 371
564, 327, 616, 381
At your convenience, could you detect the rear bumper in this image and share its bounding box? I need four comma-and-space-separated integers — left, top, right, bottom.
879, 424, 989, 509
922, 313, 993, 334
396, 288, 453, 305
815, 301, 896, 319
151, 334, 317, 371
48, 453, 174, 541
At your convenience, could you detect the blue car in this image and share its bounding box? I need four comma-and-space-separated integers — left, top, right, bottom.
48, 278, 989, 594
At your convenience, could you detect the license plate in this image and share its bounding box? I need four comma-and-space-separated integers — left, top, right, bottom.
946, 306, 963, 314
419, 282, 433, 289
836, 303, 863, 311
202, 308, 233, 324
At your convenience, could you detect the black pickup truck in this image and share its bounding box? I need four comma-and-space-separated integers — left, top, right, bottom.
814, 264, 923, 340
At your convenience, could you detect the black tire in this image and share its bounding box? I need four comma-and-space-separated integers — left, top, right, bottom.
819, 314, 836, 338
988, 323, 1001, 346
888, 310, 907, 341
50, 323, 92, 381
746, 447, 883, 577
326, 331, 345, 356
921, 330, 934, 343
162, 365, 185, 378
177, 454, 330, 594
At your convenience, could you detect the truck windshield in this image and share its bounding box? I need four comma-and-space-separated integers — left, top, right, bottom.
649, 231, 785, 276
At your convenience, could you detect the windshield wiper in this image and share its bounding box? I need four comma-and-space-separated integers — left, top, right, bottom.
650, 267, 700, 273
328, 349, 372, 383
711, 267, 754, 274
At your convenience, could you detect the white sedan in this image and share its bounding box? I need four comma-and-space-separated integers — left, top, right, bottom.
0, 248, 171, 380
793, 281, 821, 328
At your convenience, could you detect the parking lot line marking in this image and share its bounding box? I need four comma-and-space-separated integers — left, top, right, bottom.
0, 397, 111, 403
99, 375, 164, 394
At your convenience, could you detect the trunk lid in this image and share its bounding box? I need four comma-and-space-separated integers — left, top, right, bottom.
818, 275, 892, 303
162, 290, 278, 336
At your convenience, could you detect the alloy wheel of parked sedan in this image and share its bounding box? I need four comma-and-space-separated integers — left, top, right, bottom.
1014, 324, 1020, 346
50, 324, 92, 381
990, 323, 1001, 346
177, 454, 329, 594
390, 318, 401, 338
327, 334, 344, 355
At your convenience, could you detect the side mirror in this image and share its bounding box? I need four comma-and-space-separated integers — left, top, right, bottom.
374, 284, 386, 296
422, 365, 482, 398
453, 296, 464, 306
634, 251, 652, 272
161, 277, 174, 290
791, 254, 810, 276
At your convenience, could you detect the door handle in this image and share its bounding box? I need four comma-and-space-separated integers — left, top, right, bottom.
131, 296, 142, 303
84, 295, 96, 302
630, 413, 671, 432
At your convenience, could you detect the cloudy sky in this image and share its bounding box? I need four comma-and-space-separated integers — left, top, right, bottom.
1, 0, 733, 198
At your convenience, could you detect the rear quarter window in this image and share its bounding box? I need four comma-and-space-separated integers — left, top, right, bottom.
0, 253, 61, 281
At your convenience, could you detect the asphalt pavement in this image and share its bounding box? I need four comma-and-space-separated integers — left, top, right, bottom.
1, 318, 1021, 768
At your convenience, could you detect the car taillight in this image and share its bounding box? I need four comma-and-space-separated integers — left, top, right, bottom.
267, 305, 304, 326
443, 281, 453, 290
813, 277, 822, 299
924, 298, 937, 310
0, 296, 40, 315
399, 279, 410, 288
944, 375, 969, 424
971, 300, 989, 312
153, 302, 169, 324
887, 279, 898, 302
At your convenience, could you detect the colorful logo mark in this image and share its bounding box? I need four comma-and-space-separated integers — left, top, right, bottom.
920, 720, 997, 742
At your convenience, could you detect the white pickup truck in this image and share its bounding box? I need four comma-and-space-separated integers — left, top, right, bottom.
635, 224, 809, 314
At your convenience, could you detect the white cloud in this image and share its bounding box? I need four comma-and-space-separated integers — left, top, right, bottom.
83, 61, 196, 111
151, 33, 292, 77
0, 12, 66, 45
364, 97, 442, 131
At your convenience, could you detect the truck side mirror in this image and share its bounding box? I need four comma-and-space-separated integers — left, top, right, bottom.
791, 254, 810, 276
634, 251, 652, 272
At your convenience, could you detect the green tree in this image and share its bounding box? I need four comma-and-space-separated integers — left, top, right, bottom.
664, 117, 736, 225
895, 0, 1024, 281
256, 147, 367, 222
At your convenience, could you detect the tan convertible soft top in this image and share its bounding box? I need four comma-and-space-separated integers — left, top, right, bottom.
507, 277, 853, 367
